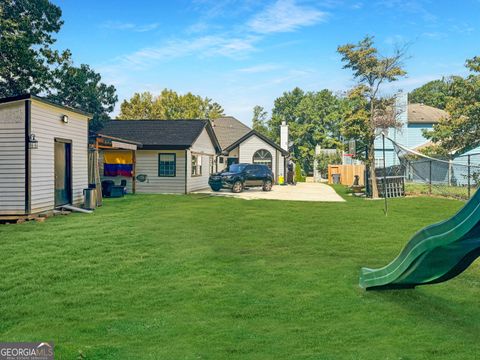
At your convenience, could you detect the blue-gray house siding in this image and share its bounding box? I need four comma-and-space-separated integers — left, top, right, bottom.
374, 92, 447, 168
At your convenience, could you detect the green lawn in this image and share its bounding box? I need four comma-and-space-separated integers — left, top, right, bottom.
2, 188, 480, 359
405, 182, 476, 200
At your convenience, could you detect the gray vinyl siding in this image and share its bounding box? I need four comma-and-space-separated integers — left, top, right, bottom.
30, 100, 89, 213
135, 150, 185, 194
188, 128, 216, 192
99, 150, 134, 193
239, 135, 283, 181
0, 101, 26, 215
187, 152, 213, 192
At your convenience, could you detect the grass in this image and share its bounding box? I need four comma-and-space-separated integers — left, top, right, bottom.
2, 187, 480, 359
405, 182, 477, 200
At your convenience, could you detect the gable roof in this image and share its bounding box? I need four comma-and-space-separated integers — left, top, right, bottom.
224, 130, 289, 156
0, 93, 92, 117
408, 103, 448, 124
211, 116, 251, 149
98, 119, 220, 151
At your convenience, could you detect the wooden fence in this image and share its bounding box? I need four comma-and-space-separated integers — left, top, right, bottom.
328, 164, 365, 186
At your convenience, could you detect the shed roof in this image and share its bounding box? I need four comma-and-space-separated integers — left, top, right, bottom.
211, 116, 251, 149
0, 94, 92, 117
408, 103, 448, 124
98, 119, 220, 151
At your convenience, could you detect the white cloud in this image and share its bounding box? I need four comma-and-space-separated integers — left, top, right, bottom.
100, 21, 160, 32
248, 0, 327, 34
98, 35, 259, 74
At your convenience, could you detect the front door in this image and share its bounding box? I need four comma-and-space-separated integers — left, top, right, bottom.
54, 140, 72, 207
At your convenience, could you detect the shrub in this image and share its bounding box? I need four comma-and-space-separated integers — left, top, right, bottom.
295, 163, 306, 182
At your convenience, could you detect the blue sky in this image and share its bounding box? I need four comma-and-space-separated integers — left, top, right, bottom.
52, 0, 479, 125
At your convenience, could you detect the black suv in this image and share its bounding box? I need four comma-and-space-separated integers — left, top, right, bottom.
209, 163, 274, 193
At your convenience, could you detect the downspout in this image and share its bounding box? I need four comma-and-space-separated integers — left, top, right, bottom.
184, 149, 188, 194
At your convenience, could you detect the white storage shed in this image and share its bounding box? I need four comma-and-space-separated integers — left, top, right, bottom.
0, 94, 91, 217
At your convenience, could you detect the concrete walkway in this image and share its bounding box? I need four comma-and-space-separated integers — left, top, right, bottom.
195, 182, 345, 202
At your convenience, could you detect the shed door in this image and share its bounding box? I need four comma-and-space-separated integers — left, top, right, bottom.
54, 140, 72, 207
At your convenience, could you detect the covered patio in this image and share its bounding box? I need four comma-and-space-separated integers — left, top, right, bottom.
89, 133, 142, 203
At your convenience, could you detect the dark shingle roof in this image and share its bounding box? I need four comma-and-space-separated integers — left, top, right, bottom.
98, 119, 219, 150
211, 116, 251, 149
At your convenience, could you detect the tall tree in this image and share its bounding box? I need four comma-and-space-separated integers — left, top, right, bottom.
409, 77, 459, 110
115, 92, 159, 119
0, 0, 69, 96
338, 35, 407, 198
251, 105, 270, 137
267, 88, 345, 173
47, 61, 118, 131
118, 90, 225, 120
424, 57, 480, 153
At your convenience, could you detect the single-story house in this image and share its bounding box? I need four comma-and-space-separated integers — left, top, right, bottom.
0, 94, 91, 216
97, 119, 221, 194
211, 116, 289, 183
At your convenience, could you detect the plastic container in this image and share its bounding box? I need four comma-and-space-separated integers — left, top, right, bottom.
332, 173, 341, 184
83, 188, 97, 210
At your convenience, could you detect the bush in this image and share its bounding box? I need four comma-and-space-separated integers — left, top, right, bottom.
295, 163, 306, 182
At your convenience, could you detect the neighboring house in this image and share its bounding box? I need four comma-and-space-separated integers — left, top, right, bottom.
374, 92, 449, 167
97, 120, 220, 194
211, 116, 289, 183
0, 94, 91, 216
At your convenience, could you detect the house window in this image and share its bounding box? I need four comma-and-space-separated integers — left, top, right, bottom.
192, 154, 202, 176
219, 157, 224, 164
158, 153, 176, 177
252, 149, 272, 169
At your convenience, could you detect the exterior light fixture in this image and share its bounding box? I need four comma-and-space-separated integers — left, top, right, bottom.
28, 134, 38, 149
62, 114, 69, 123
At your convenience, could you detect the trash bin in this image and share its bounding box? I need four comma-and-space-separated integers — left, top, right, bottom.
83, 188, 97, 210
332, 173, 341, 184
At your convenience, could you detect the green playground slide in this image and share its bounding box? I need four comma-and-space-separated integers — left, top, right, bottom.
359, 189, 480, 290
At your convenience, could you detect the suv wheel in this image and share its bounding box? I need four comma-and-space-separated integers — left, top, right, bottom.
232, 181, 243, 193
210, 184, 221, 192
262, 180, 273, 191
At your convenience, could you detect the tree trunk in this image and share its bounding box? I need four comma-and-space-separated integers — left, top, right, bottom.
369, 97, 379, 199
368, 147, 379, 198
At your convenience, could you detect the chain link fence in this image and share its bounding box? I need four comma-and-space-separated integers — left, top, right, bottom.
382, 139, 480, 200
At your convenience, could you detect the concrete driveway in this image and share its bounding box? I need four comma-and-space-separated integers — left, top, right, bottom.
195, 182, 345, 202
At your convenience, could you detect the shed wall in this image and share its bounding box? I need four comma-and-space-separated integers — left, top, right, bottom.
0, 101, 26, 215
30, 100, 89, 213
